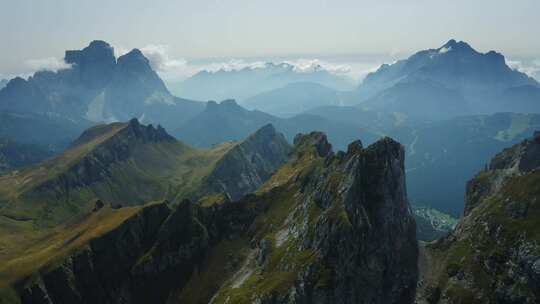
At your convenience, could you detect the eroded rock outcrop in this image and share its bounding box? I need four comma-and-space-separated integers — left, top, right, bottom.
12, 132, 418, 304
204, 124, 291, 201
418, 131, 540, 304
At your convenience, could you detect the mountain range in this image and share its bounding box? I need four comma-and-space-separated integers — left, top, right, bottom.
1, 34, 540, 303
0, 122, 418, 304
173, 99, 379, 149
167, 62, 354, 102
195, 40, 540, 119
0, 41, 205, 131
3, 119, 539, 303
357, 39, 540, 119
2, 39, 539, 218
174, 99, 540, 215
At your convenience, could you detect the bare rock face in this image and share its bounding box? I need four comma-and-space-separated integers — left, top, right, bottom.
209, 134, 418, 304
204, 124, 291, 201
419, 131, 540, 304
13, 132, 418, 304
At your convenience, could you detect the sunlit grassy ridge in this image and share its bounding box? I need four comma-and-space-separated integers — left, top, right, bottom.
0, 120, 235, 222
0, 203, 150, 289
0, 121, 238, 294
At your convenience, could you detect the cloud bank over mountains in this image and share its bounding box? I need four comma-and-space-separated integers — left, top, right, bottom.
13, 43, 540, 84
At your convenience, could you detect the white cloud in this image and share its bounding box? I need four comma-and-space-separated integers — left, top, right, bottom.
283, 59, 352, 75
506, 58, 540, 80
114, 46, 130, 58
140, 44, 187, 72
24, 57, 72, 73
438, 46, 452, 54
200, 59, 267, 72
196, 58, 352, 76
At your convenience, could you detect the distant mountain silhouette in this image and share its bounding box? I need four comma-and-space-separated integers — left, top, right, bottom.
173, 99, 379, 149
168, 62, 354, 102
0, 41, 205, 130
243, 82, 343, 117
355, 39, 540, 119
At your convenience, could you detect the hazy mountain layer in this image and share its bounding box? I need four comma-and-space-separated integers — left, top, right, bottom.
0, 41, 205, 132
174, 99, 380, 150
168, 62, 354, 102
304, 106, 540, 215
243, 82, 344, 117
355, 39, 540, 119
0, 140, 53, 174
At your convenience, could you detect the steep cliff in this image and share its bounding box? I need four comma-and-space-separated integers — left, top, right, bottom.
4, 132, 418, 304
206, 134, 416, 304
418, 131, 540, 303
203, 124, 291, 201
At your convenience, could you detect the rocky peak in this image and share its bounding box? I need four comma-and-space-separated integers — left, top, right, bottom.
293, 131, 333, 157
422, 133, 540, 303
203, 99, 244, 115
248, 123, 277, 139
116, 49, 152, 73
123, 118, 175, 143
346, 139, 363, 155
64, 40, 116, 89
65, 40, 115, 64
465, 131, 540, 215
203, 124, 291, 200
4, 77, 28, 90
439, 39, 475, 54
489, 130, 540, 173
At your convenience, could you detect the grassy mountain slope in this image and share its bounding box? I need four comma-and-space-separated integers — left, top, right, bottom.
417, 131, 540, 303
0, 121, 291, 295
4, 132, 417, 304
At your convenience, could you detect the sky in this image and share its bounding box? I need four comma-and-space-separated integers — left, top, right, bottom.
1, 0, 539, 82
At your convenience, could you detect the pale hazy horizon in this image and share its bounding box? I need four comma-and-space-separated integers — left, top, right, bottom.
1, 0, 539, 82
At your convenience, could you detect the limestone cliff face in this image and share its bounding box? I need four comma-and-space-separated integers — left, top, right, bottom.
13, 132, 417, 304
418, 131, 540, 304
209, 132, 417, 304
203, 124, 291, 201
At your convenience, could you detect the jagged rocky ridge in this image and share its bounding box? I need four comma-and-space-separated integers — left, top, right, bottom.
0, 120, 290, 227
11, 132, 417, 304
417, 131, 540, 303
356, 39, 540, 119
0, 41, 204, 131
203, 124, 291, 201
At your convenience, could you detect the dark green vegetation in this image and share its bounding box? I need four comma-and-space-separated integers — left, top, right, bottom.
0, 127, 418, 304
417, 131, 540, 303
0, 121, 291, 298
